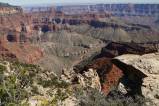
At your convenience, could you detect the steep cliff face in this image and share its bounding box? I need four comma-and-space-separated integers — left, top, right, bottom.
58, 4, 159, 16
0, 7, 22, 15
28, 6, 159, 43
0, 2, 22, 15
0, 14, 32, 34
0, 3, 32, 36
0, 3, 43, 64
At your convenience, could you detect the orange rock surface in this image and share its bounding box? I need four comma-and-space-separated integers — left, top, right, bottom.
85, 57, 123, 95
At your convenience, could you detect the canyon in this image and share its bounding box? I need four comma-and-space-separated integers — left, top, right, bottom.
0, 2, 159, 106
0, 3, 22, 15
56, 4, 159, 16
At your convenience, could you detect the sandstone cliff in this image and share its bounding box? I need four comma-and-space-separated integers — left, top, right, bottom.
0, 3, 43, 64
0, 2, 22, 15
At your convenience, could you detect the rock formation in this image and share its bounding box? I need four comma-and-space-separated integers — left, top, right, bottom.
0, 40, 17, 60
73, 41, 158, 97
24, 5, 159, 43
0, 3, 43, 64
83, 57, 123, 95
57, 4, 159, 16
0, 3, 22, 15
0, 38, 43, 63
114, 53, 159, 106
98, 42, 158, 58
1, 2, 159, 106
0, 25, 43, 63
0, 2, 31, 34
77, 68, 101, 91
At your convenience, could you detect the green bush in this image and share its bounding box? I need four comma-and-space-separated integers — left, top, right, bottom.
75, 88, 149, 106
0, 60, 73, 105
0, 61, 41, 105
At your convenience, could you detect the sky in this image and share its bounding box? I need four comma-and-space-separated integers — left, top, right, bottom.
0, 0, 159, 6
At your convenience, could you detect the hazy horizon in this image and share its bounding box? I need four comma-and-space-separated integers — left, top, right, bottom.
0, 0, 159, 6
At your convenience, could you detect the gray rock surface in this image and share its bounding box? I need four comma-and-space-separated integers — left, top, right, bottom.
115, 53, 159, 106
77, 68, 101, 91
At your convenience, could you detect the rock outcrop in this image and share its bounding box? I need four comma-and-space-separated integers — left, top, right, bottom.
31, 15, 156, 33
0, 3, 43, 63
77, 68, 101, 91
0, 14, 32, 34
0, 2, 31, 34
0, 2, 22, 15
74, 42, 158, 96
114, 53, 159, 106
81, 57, 123, 95
99, 42, 158, 58
61, 57, 123, 95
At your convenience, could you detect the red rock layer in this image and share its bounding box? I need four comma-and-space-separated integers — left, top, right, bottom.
85, 57, 123, 95
0, 40, 17, 60
0, 33, 43, 64
102, 64, 123, 95
1, 42, 43, 64
0, 5, 43, 63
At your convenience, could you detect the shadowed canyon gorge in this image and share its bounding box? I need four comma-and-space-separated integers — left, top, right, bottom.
0, 2, 159, 106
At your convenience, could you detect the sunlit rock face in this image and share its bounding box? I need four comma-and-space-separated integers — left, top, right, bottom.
82, 57, 123, 95
0, 3, 43, 64
0, 3, 22, 15
0, 7, 22, 15
77, 68, 101, 91
115, 53, 159, 106
0, 3, 32, 36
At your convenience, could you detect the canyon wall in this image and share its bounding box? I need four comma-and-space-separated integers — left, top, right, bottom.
0, 3, 22, 15
56, 4, 159, 16
0, 3, 43, 63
